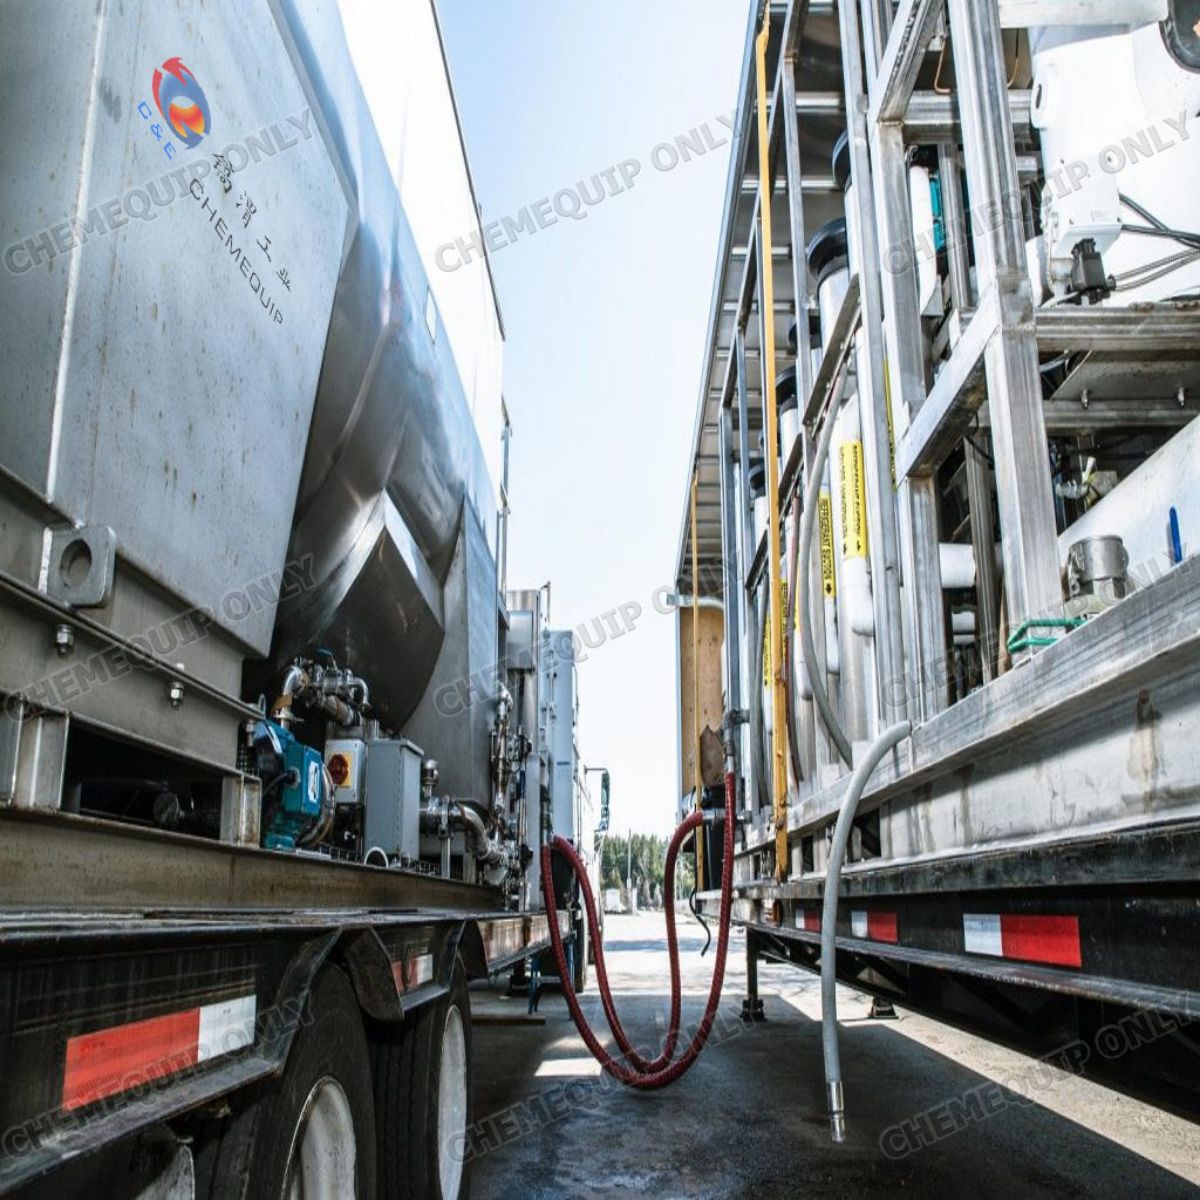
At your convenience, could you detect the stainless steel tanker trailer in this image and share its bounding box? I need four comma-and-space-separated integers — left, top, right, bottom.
0, 2, 602, 1196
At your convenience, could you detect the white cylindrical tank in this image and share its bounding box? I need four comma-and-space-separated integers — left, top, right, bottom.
1031, 16, 1200, 303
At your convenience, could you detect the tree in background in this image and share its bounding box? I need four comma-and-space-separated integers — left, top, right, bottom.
601, 832, 696, 908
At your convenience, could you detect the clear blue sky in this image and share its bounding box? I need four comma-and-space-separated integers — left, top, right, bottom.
436, 2, 750, 836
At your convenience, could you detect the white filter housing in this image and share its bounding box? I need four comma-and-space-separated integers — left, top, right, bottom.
1031, 20, 1200, 303
1059, 414, 1198, 582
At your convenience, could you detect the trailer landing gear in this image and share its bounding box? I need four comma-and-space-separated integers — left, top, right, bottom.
741, 931, 766, 1023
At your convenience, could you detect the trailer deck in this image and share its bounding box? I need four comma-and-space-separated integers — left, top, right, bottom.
0, 809, 564, 1193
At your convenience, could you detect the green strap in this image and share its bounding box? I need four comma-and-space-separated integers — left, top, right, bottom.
1006, 617, 1085, 656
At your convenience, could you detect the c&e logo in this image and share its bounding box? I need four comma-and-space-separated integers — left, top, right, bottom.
151, 57, 211, 149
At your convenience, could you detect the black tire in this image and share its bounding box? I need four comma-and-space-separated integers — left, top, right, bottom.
194, 966, 377, 1199
374, 955, 474, 1200
572, 908, 590, 993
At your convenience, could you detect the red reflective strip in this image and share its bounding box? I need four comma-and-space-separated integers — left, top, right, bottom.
1000, 914, 1081, 967
867, 912, 899, 944
391, 960, 406, 992
63, 1009, 200, 1111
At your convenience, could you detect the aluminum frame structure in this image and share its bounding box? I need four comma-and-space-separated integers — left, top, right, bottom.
677, 0, 1200, 1100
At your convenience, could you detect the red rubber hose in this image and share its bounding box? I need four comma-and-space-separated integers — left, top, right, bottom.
540, 769, 735, 1089
558, 809, 702, 1074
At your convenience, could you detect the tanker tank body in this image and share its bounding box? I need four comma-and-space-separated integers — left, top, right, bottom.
247, 0, 508, 814
0, 0, 513, 862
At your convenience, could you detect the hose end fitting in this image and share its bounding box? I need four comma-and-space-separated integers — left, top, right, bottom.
827, 1081, 846, 1143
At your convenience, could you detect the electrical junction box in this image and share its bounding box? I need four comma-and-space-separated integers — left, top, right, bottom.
363, 738, 424, 863
325, 739, 366, 807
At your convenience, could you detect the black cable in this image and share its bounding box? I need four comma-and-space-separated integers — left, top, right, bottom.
1121, 224, 1200, 252
260, 768, 298, 842
965, 415, 995, 468
689, 881, 711, 957
1119, 192, 1168, 231
964, 433, 995, 468
1116, 195, 1200, 253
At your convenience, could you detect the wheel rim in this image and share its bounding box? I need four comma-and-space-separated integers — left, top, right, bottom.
438, 1004, 468, 1199
283, 1076, 357, 1200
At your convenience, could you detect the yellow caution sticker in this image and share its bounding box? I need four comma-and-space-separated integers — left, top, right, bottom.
840, 441, 868, 560
763, 579, 786, 686
818, 491, 836, 599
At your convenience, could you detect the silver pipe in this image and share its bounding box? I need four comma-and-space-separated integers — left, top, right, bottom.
821, 721, 911, 1143
279, 664, 306, 700
454, 802, 502, 866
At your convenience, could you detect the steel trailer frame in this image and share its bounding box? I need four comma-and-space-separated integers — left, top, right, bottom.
0, 809, 567, 1193
677, 0, 1200, 1106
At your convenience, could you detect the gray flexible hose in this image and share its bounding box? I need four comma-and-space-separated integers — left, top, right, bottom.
798, 372, 855, 769
784, 496, 806, 786
821, 720, 911, 1143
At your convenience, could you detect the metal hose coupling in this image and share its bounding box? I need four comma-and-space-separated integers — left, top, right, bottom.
827, 1081, 846, 1143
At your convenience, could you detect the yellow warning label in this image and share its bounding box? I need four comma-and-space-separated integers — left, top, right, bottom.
840, 441, 868, 559
818, 491, 836, 599
763, 579, 786, 687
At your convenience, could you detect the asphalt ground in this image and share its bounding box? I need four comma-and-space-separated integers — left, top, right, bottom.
468, 910, 1200, 1199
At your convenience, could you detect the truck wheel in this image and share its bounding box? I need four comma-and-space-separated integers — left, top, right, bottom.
374, 955, 473, 1200
195, 966, 376, 1199
573, 909, 591, 993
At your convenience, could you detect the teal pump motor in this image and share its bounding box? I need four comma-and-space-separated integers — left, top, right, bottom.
253, 720, 328, 851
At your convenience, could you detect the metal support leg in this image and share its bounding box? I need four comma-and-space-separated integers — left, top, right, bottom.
754, 20, 790, 881
782, 55, 820, 790
947, 0, 1064, 648
937, 143, 973, 315
895, 478, 946, 719
719, 398, 751, 827
737, 329, 768, 825
837, 0, 910, 729
869, 997, 898, 1020
871, 118, 947, 723
965, 442, 1000, 681
0, 706, 68, 811
220, 775, 262, 846
741, 929, 766, 1023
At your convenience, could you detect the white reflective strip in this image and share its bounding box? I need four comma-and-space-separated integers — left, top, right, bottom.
963, 913, 1004, 957
197, 995, 257, 1063
851, 911, 868, 938
409, 953, 434, 987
